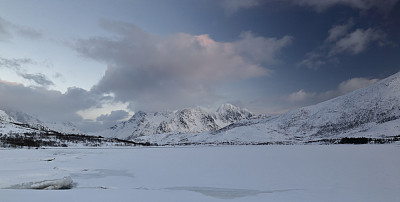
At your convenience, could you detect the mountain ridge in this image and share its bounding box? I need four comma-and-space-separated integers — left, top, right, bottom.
133, 71, 400, 145
96, 103, 256, 139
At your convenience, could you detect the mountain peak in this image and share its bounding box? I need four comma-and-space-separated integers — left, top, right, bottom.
216, 103, 239, 113
216, 103, 254, 123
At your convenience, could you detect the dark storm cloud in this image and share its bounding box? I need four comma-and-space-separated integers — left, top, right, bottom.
0, 83, 108, 123
74, 21, 292, 111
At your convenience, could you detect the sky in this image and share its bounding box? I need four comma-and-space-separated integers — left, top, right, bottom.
0, 0, 399, 132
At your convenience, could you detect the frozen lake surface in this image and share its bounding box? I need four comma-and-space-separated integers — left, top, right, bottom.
1, 145, 399, 201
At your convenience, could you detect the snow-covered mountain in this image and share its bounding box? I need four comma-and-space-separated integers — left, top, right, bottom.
0, 109, 146, 148
96, 104, 255, 140
4, 72, 400, 146
134, 72, 400, 145
0, 109, 83, 135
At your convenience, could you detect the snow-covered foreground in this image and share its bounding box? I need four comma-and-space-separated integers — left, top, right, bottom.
0, 145, 399, 202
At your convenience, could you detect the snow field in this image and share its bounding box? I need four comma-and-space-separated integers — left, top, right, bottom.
0, 145, 399, 202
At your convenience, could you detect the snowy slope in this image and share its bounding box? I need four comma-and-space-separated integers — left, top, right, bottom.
216, 71, 400, 143
0, 109, 83, 135
0, 109, 36, 134
97, 104, 255, 140
135, 72, 400, 145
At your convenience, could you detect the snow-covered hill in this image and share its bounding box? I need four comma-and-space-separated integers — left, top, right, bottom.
0, 110, 36, 134
96, 103, 255, 140
134, 72, 400, 145
0, 109, 83, 135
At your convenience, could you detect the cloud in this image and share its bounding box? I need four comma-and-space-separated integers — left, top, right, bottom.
0, 82, 108, 127
337, 77, 379, 93
96, 110, 130, 128
330, 28, 385, 55
0, 57, 56, 87
288, 89, 316, 103
240, 77, 380, 115
326, 20, 354, 42
235, 31, 293, 64
74, 21, 292, 111
298, 50, 338, 69
287, 77, 379, 106
0, 16, 42, 40
0, 78, 19, 86
0, 57, 33, 71
299, 20, 389, 69
249, 77, 379, 114
19, 73, 54, 87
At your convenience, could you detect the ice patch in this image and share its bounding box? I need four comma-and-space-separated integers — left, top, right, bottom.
6, 176, 74, 190
167, 186, 299, 199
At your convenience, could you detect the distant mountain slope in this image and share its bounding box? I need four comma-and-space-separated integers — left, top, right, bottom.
0, 109, 83, 135
0, 109, 145, 148
134, 72, 400, 145
96, 103, 255, 140
0, 110, 37, 134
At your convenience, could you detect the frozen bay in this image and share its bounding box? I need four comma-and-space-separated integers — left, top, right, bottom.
1, 145, 399, 202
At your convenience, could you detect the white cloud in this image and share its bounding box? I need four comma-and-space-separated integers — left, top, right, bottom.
0, 78, 19, 86
287, 77, 379, 106
288, 89, 316, 102
299, 20, 389, 69
298, 51, 333, 69
235, 31, 293, 64
74, 21, 292, 111
326, 20, 354, 42
337, 77, 379, 94
330, 28, 384, 55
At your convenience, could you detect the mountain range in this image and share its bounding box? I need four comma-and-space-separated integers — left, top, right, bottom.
125, 71, 400, 145
1, 72, 400, 146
